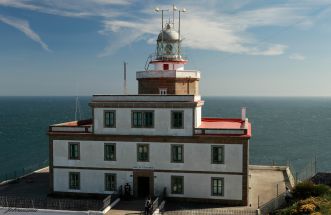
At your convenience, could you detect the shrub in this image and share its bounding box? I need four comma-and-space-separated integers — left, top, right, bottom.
292, 181, 330, 199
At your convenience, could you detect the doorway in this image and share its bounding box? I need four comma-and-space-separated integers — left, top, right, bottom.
133, 170, 154, 198
137, 176, 150, 198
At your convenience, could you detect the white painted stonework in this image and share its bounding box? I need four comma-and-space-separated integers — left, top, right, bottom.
154, 173, 243, 200
53, 140, 243, 172
153, 62, 184, 70
93, 108, 194, 136
53, 140, 243, 200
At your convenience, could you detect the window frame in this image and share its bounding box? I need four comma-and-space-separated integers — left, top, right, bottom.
171, 175, 184, 194
163, 64, 169, 70
68, 142, 80, 160
131, 111, 154, 128
211, 145, 225, 164
105, 173, 117, 192
104, 110, 116, 128
211, 177, 224, 196
69, 172, 80, 190
104, 143, 116, 161
171, 110, 184, 129
171, 144, 184, 163
137, 144, 149, 162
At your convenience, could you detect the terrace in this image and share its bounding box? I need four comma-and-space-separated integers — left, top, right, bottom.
49, 117, 250, 138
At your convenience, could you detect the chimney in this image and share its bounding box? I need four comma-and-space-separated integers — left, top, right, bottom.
241, 107, 246, 121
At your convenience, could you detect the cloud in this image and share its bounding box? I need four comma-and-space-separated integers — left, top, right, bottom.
1, 0, 330, 56
0, 0, 130, 18
99, 5, 309, 56
0, 15, 50, 51
289, 53, 306, 60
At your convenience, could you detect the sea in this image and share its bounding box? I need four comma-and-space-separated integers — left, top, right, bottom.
0, 96, 330, 180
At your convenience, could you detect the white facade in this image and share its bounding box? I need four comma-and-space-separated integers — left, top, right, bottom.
93, 108, 194, 136
53, 140, 243, 172
52, 140, 243, 200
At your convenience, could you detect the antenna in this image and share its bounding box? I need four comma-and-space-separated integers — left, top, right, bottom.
75, 96, 82, 121
172, 4, 178, 27
177, 8, 187, 58
123, 62, 128, 95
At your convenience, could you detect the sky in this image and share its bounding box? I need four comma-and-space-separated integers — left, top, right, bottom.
0, 0, 331, 96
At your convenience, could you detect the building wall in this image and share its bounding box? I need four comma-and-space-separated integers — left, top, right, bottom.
53, 168, 242, 200
93, 108, 194, 136
154, 172, 243, 200
138, 78, 199, 95
53, 168, 131, 194
53, 140, 243, 173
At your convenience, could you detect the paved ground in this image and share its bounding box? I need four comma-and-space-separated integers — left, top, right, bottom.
0, 167, 49, 197
248, 166, 288, 208
107, 200, 145, 215
0, 167, 105, 211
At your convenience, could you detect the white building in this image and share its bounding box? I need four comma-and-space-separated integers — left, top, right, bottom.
48, 15, 251, 206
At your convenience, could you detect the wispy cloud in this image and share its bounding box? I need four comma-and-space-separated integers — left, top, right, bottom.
1, 0, 331, 56
289, 53, 306, 60
0, 15, 50, 51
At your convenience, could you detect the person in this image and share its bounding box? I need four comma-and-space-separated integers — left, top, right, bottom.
285, 186, 292, 204
144, 197, 151, 215
124, 183, 131, 200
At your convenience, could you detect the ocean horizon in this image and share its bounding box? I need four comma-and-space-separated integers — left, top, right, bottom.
1, 96, 330, 180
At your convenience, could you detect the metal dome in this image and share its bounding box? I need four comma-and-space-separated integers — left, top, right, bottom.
157, 24, 179, 42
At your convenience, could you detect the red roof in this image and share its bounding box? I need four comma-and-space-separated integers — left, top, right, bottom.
198, 118, 251, 138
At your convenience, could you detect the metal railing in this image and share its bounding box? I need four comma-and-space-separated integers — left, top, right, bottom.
258, 192, 286, 215
164, 208, 256, 215
0, 196, 104, 211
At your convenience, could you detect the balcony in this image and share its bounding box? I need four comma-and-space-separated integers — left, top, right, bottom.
49, 119, 92, 133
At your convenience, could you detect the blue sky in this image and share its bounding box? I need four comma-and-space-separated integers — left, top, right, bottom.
0, 0, 331, 96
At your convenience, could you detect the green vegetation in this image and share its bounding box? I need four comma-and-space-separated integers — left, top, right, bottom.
276, 181, 331, 215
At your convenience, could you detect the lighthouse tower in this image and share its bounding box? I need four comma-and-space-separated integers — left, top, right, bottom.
137, 21, 200, 95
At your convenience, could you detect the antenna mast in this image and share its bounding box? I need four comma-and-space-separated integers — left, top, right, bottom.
123, 62, 127, 95
177, 8, 186, 58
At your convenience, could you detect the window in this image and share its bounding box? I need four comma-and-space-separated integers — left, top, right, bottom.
104, 111, 116, 128
159, 88, 167, 95
132, 111, 154, 128
105, 173, 116, 191
104, 143, 116, 161
68, 142, 80, 160
171, 145, 184, 163
211, 178, 224, 196
211, 146, 224, 164
171, 176, 184, 194
137, 144, 149, 162
163, 64, 169, 70
171, 111, 184, 129
69, 172, 80, 190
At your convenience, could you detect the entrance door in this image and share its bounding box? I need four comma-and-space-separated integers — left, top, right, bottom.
137, 176, 150, 198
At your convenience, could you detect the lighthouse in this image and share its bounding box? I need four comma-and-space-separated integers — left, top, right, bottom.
48, 6, 251, 206
137, 12, 199, 96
